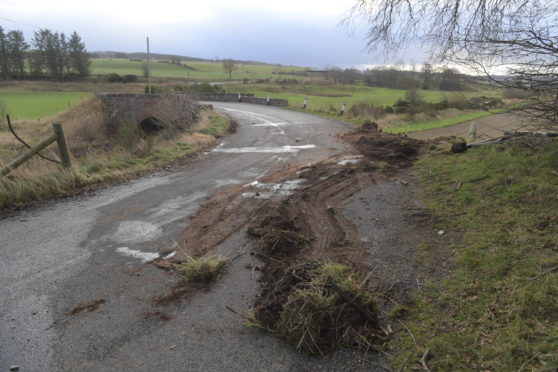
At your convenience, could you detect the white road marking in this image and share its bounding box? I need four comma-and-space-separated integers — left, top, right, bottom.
252, 123, 288, 127
213, 145, 316, 153
219, 107, 287, 135
116, 247, 159, 262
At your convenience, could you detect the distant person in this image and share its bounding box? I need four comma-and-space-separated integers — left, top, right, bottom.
238, 92, 242, 102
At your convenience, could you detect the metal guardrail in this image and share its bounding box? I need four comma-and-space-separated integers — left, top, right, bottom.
0, 123, 72, 177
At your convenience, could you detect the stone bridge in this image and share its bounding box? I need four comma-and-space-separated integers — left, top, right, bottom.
96, 94, 200, 133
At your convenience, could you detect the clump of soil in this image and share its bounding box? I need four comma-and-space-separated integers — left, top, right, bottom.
248, 203, 312, 258
346, 130, 424, 166
228, 119, 239, 134
153, 286, 192, 306
69, 298, 106, 316
359, 120, 379, 133
254, 262, 380, 355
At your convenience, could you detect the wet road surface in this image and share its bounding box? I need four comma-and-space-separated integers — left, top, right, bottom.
0, 103, 383, 371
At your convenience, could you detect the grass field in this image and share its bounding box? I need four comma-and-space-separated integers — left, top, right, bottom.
385, 108, 507, 134
91, 59, 307, 81
226, 83, 501, 112
0, 91, 89, 120
396, 141, 558, 370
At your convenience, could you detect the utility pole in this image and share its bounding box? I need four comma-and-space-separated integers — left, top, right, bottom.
147, 36, 152, 94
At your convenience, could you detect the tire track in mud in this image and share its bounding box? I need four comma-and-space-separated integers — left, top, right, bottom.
150, 125, 427, 360
156, 125, 425, 287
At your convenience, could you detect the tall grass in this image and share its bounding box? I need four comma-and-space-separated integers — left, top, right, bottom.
0, 98, 223, 209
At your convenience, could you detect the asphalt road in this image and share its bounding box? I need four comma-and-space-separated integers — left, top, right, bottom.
0, 103, 377, 371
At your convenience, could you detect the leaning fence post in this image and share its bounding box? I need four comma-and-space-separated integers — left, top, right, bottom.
52, 123, 72, 168
0, 132, 58, 177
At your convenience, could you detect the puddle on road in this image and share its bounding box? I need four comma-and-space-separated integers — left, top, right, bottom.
112, 221, 163, 244
242, 179, 306, 199
213, 145, 316, 153
337, 156, 363, 166
252, 122, 288, 127
214, 179, 243, 187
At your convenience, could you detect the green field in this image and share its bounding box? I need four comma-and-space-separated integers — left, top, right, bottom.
386, 108, 507, 134
91, 59, 307, 81
226, 84, 501, 112
0, 91, 89, 120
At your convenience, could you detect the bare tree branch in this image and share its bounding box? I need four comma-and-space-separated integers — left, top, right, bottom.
349, 0, 558, 130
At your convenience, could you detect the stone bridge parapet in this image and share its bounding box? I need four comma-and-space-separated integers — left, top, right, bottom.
96, 93, 200, 133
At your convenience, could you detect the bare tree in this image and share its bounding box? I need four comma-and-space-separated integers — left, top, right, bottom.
222, 59, 237, 80
349, 0, 558, 130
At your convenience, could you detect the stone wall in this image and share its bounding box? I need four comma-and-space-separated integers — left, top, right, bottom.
96, 94, 200, 133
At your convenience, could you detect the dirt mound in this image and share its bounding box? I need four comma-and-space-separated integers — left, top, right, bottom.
248, 203, 312, 258
346, 131, 424, 166
360, 120, 379, 133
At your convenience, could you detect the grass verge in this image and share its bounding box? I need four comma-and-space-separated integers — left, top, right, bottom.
194, 112, 230, 138
396, 138, 558, 370
385, 108, 507, 134
0, 103, 229, 209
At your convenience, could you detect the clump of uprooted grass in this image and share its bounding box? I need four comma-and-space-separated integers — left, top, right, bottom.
254, 262, 380, 355
175, 255, 228, 284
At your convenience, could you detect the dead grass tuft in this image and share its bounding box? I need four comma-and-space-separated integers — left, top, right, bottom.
175, 255, 228, 284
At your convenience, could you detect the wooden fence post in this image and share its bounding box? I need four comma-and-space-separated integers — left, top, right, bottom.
0, 133, 58, 177
52, 123, 71, 168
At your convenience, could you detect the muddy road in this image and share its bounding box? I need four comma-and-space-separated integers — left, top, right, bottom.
0, 103, 382, 371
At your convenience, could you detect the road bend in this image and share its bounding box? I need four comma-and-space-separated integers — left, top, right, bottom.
0, 103, 380, 371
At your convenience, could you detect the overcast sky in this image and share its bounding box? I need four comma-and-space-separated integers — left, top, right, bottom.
1, 0, 424, 68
